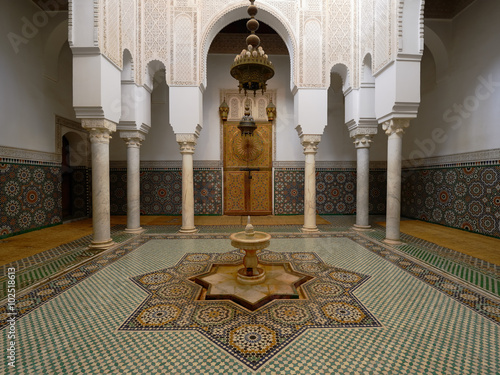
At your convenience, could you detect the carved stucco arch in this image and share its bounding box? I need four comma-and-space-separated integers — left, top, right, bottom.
200, 2, 297, 91
329, 63, 351, 93
361, 53, 375, 84
122, 49, 135, 82
143, 59, 168, 91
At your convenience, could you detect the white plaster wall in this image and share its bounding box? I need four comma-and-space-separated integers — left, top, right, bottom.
201, 54, 300, 162
405, 0, 500, 160
0, 1, 76, 153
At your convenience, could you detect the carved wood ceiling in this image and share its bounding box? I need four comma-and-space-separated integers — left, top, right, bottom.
424, 0, 477, 19
32, 0, 68, 12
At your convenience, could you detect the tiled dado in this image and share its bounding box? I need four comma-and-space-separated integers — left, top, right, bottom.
110, 168, 222, 215
274, 169, 387, 215
401, 164, 500, 238
0, 162, 62, 238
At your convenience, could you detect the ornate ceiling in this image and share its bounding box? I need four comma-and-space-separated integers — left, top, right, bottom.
424, 0, 477, 19
32, 0, 68, 11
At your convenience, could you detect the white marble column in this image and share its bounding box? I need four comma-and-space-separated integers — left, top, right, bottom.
120, 131, 146, 234
176, 133, 198, 234
82, 119, 116, 250
352, 133, 373, 230
299, 134, 321, 233
382, 119, 410, 244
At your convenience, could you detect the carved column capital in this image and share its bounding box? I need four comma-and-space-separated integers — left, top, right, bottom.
176, 133, 198, 155
382, 118, 410, 136
352, 134, 374, 149
82, 119, 117, 144
299, 134, 321, 155
120, 130, 146, 148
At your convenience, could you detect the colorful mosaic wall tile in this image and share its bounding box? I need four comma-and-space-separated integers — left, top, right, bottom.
0, 163, 62, 238
70, 166, 90, 219
401, 165, 500, 238
194, 169, 223, 215
110, 169, 222, 215
274, 169, 387, 215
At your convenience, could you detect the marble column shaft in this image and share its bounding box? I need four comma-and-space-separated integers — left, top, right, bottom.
177, 135, 198, 233
121, 133, 145, 233
300, 135, 321, 232
83, 120, 116, 249
353, 134, 373, 229
382, 119, 409, 243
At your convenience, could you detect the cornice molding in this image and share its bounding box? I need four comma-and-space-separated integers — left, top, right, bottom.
402, 149, 500, 169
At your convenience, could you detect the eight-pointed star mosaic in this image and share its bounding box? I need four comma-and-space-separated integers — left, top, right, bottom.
119, 249, 381, 370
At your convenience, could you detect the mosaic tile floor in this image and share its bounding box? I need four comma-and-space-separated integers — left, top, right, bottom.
1, 218, 499, 374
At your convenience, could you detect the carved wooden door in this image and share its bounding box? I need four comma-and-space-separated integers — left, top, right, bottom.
223, 121, 272, 215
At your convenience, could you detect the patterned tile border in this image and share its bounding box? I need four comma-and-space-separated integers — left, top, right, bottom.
1, 231, 499, 333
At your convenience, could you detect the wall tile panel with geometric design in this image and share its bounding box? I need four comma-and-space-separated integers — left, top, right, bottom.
0, 163, 62, 238
274, 169, 387, 215
401, 165, 500, 238
110, 168, 222, 215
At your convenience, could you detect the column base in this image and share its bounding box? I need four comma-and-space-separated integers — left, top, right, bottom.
88, 238, 115, 250
301, 226, 319, 233
125, 227, 145, 234
178, 227, 199, 234
383, 238, 404, 246
352, 224, 372, 231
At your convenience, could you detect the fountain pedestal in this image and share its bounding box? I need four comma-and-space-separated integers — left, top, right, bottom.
230, 217, 271, 285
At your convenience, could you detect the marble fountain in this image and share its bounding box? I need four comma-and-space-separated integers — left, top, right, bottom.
192, 217, 312, 311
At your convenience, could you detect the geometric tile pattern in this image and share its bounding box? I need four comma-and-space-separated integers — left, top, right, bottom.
0, 163, 62, 238
69, 166, 90, 219
0, 225, 130, 300
0, 234, 499, 374
274, 169, 387, 215
401, 165, 500, 238
110, 168, 222, 215
119, 249, 380, 370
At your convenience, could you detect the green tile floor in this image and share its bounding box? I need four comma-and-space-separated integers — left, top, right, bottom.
1, 228, 499, 374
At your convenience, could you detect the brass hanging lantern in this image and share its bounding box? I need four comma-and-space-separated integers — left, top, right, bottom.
230, 0, 275, 96
238, 103, 257, 136
219, 98, 229, 121
266, 98, 276, 121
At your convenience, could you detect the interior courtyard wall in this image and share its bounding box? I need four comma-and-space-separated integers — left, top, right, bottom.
400, 0, 500, 238
0, 1, 76, 154
405, 0, 500, 160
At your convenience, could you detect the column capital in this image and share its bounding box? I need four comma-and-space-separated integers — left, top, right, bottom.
82, 119, 117, 144
382, 118, 410, 136
120, 130, 146, 148
176, 133, 198, 155
299, 134, 321, 155
350, 128, 376, 149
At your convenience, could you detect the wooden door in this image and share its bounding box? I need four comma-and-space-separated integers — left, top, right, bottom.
223, 122, 272, 215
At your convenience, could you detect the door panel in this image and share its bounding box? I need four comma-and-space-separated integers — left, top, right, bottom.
223, 121, 272, 215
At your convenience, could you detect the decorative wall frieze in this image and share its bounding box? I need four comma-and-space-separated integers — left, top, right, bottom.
109, 160, 223, 169
402, 149, 500, 169
0, 146, 60, 165
273, 160, 387, 169
382, 118, 410, 136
